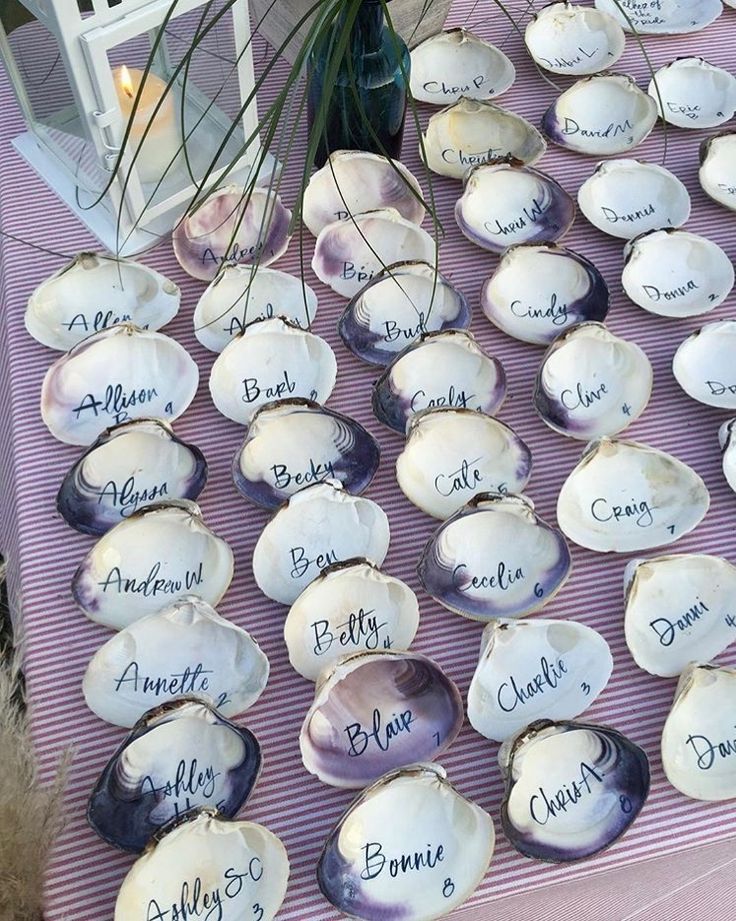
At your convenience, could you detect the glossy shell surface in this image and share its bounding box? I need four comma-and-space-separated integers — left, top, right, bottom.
417, 493, 571, 621
468, 618, 613, 743
525, 3, 626, 76
83, 596, 269, 727
284, 559, 420, 681
72, 501, 233, 629
648, 58, 736, 129
372, 330, 506, 433
87, 698, 261, 851
25, 252, 180, 351
557, 438, 710, 553
455, 162, 576, 253
673, 320, 736, 408
300, 651, 463, 788
232, 399, 380, 508
317, 764, 495, 921
57, 419, 207, 536
594, 0, 722, 34
542, 74, 658, 155
481, 244, 609, 345
699, 132, 736, 212
41, 324, 198, 446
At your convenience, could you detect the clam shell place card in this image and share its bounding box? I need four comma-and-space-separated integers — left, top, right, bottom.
648, 58, 736, 129
699, 132, 736, 212
594, 0, 723, 34
673, 320, 736, 409
525, 2, 625, 76
719, 418, 736, 493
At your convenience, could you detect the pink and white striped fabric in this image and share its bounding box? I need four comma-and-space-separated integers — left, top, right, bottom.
1, 2, 735, 918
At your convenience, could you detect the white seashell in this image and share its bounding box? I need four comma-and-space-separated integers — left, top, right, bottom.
311, 208, 436, 298
624, 554, 736, 677
661, 663, 736, 801
719, 418, 736, 493
594, 0, 723, 34
410, 29, 515, 104
25, 253, 180, 351
317, 763, 495, 921
648, 58, 736, 129
83, 596, 269, 727
621, 230, 734, 318
396, 408, 533, 519
673, 320, 736, 409
421, 98, 546, 179
455, 162, 576, 254
468, 618, 613, 742
542, 74, 658, 156
534, 322, 653, 440
284, 559, 420, 681
72, 501, 234, 630
41, 324, 198, 446
302, 150, 425, 237
481, 244, 609, 345
557, 437, 710, 553
193, 264, 317, 352
525, 3, 625, 76
252, 480, 390, 605
577, 159, 691, 239
699, 132, 736, 212
114, 811, 289, 921
209, 316, 337, 425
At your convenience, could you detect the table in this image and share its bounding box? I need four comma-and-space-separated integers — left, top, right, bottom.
1, 2, 735, 919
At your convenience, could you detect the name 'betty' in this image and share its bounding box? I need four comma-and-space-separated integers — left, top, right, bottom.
311, 608, 390, 656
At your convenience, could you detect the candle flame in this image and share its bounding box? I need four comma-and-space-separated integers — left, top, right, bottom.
119, 65, 135, 99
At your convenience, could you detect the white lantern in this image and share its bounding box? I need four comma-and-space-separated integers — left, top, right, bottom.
0, 0, 275, 254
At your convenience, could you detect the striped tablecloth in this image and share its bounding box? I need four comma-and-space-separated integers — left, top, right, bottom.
1, 1, 735, 918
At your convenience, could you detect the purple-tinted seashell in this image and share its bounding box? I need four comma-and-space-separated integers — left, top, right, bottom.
339, 262, 472, 367
417, 492, 571, 621
301, 651, 463, 788
372, 329, 506, 433
57, 419, 208, 536
173, 186, 292, 281
232, 399, 380, 509
455, 161, 575, 254
500, 719, 650, 862
88, 698, 261, 852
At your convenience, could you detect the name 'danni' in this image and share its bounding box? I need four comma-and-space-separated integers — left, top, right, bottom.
98, 561, 204, 597
529, 761, 606, 825
484, 197, 551, 238
590, 497, 654, 528
496, 655, 568, 713
409, 386, 476, 412
686, 728, 736, 771
311, 607, 391, 656
72, 384, 171, 424
510, 294, 568, 326
145, 861, 264, 921
345, 707, 416, 757
141, 758, 224, 818
97, 476, 169, 516
649, 601, 736, 648
113, 661, 229, 709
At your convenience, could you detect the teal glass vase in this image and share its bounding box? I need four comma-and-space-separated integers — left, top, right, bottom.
307, 0, 411, 167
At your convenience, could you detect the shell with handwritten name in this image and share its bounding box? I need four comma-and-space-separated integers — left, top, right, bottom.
41, 324, 199, 446
542, 74, 658, 156
648, 58, 736, 129
719, 418, 736, 493
500, 720, 650, 862
480, 244, 609, 346
301, 651, 463, 788
72, 501, 233, 630
172, 186, 291, 281
556, 438, 710, 553
338, 262, 472, 367
661, 663, 736, 801
455, 162, 576, 254
417, 492, 571, 622
534, 322, 653, 440
252, 480, 391, 605
83, 596, 269, 728
88, 698, 262, 851
699, 132, 736, 212
193, 264, 318, 352
232, 399, 380, 509
468, 619, 613, 743
525, 3, 625, 76
396, 408, 532, 519
624, 554, 736, 678
57, 419, 208, 536
25, 253, 180, 351
409, 29, 516, 105
114, 810, 289, 921
577, 159, 691, 240
421, 97, 547, 180
317, 763, 494, 921
209, 316, 338, 425
594, 0, 722, 34
284, 559, 420, 681
372, 329, 507, 433
303, 151, 425, 237
311, 209, 436, 298
673, 320, 736, 409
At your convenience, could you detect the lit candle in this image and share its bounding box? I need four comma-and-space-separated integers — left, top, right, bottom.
114, 65, 182, 185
